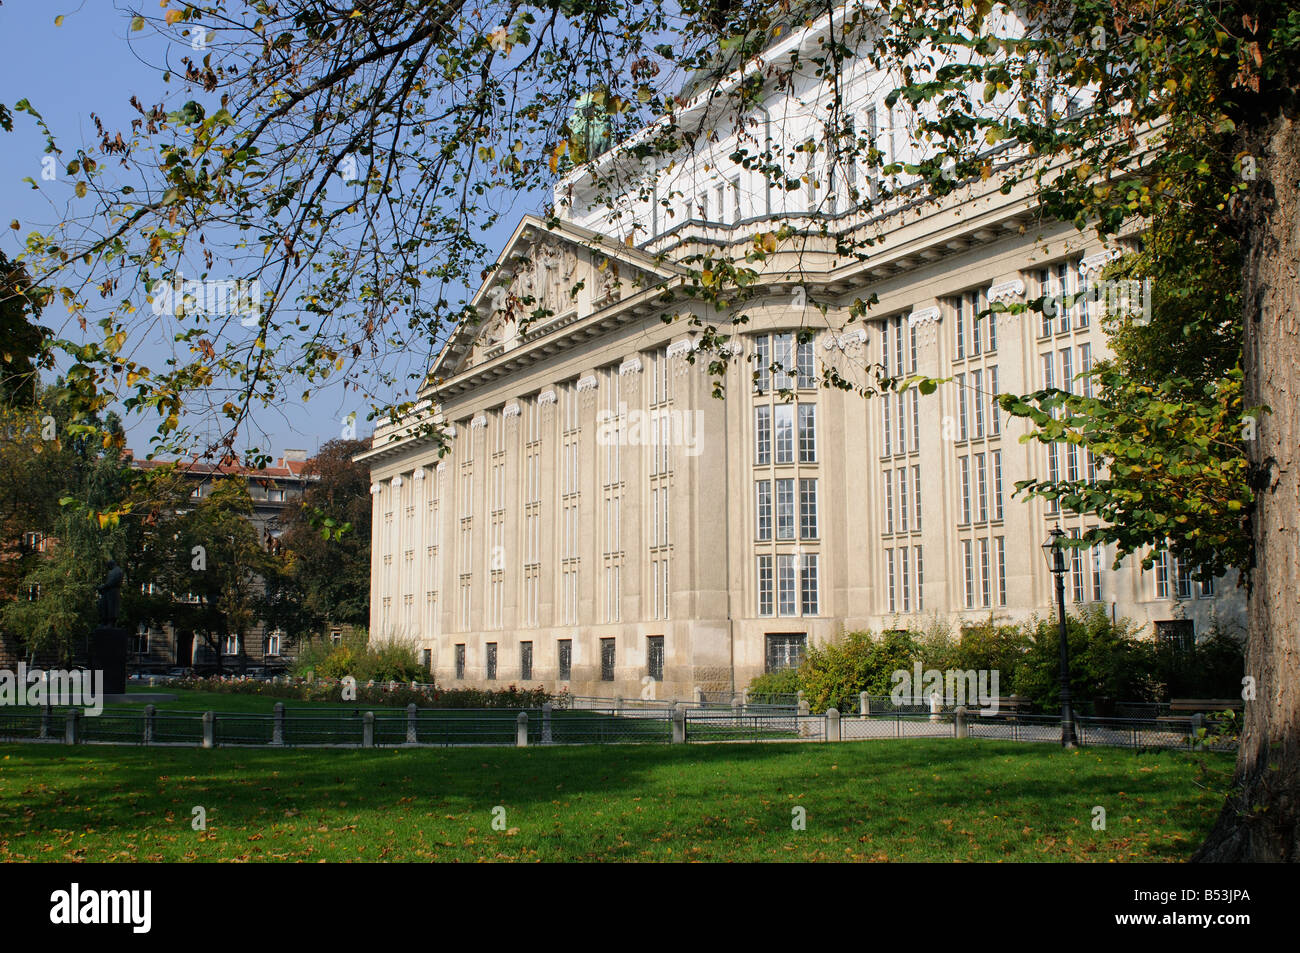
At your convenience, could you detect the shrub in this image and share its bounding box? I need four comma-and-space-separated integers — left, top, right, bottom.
161, 675, 553, 709
292, 629, 425, 683
800, 629, 919, 712
1012, 604, 1153, 711
953, 616, 1032, 686
746, 668, 801, 699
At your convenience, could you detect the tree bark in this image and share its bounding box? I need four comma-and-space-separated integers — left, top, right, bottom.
1195, 103, 1300, 862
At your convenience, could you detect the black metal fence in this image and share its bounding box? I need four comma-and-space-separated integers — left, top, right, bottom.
0, 704, 1236, 753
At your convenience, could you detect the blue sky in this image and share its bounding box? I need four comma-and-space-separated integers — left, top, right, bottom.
1, 1, 541, 461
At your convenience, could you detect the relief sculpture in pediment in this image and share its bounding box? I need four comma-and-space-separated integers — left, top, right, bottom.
469, 240, 582, 367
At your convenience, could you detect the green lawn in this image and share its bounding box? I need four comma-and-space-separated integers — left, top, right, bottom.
0, 740, 1230, 861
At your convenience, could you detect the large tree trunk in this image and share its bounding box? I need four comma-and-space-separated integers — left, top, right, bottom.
1195, 103, 1300, 862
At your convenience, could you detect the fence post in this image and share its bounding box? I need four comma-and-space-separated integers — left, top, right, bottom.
1190, 713, 1204, 751
826, 707, 841, 742
797, 696, 810, 717
614, 695, 623, 714
272, 702, 285, 746
693, 686, 703, 706
201, 711, 214, 749
672, 704, 686, 744
144, 704, 156, 745
406, 703, 419, 744
40, 705, 51, 740
64, 708, 81, 745
955, 705, 968, 739
542, 702, 553, 744
860, 691, 870, 719
516, 711, 529, 748
741, 688, 749, 708
929, 691, 942, 723
362, 711, 375, 747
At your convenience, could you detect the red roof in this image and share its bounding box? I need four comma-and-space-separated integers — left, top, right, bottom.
129, 455, 316, 481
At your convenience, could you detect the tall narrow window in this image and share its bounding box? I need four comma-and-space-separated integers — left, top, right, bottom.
979, 538, 991, 607
957, 373, 968, 440
985, 291, 997, 353
520, 642, 533, 681
647, 636, 664, 681
963, 540, 975, 609
993, 451, 1004, 520
755, 406, 772, 464
777, 555, 797, 616
883, 472, 895, 534
1154, 550, 1170, 599
600, 638, 616, 681
915, 546, 925, 611
774, 404, 794, 463
558, 639, 572, 680
913, 465, 923, 530
485, 642, 498, 681
1070, 529, 1085, 603
885, 548, 896, 613
959, 456, 971, 525
800, 554, 819, 615
989, 365, 1001, 435
881, 393, 892, 457
796, 337, 815, 386
754, 335, 770, 394
900, 546, 911, 612
996, 537, 1006, 606
774, 333, 795, 390
756, 480, 773, 540
897, 468, 909, 534
954, 296, 966, 360
798, 404, 817, 462
1091, 542, 1103, 602
799, 478, 819, 539
758, 555, 774, 616
776, 478, 796, 540
910, 389, 920, 449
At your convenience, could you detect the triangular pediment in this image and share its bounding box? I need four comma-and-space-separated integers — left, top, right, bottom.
429, 216, 680, 383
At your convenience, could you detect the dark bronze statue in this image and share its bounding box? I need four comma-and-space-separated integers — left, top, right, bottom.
96, 559, 124, 626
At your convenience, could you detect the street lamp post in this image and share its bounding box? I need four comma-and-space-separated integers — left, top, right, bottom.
1042, 527, 1079, 748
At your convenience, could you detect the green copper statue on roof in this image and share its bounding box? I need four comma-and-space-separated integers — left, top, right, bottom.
567, 88, 612, 164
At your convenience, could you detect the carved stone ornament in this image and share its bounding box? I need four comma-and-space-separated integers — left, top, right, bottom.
987, 279, 1025, 303
1079, 247, 1124, 275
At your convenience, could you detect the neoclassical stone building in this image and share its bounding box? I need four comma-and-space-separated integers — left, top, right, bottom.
358, 12, 1245, 698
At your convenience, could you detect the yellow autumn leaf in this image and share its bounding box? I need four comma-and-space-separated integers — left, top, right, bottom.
75, 182, 87, 198
131, 15, 145, 30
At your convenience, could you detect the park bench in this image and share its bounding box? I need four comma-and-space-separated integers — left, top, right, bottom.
1157, 698, 1243, 724
979, 695, 1032, 719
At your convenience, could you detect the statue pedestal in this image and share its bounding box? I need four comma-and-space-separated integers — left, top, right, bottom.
90, 626, 128, 695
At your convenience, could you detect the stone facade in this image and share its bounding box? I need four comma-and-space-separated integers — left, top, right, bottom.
360, 17, 1245, 699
